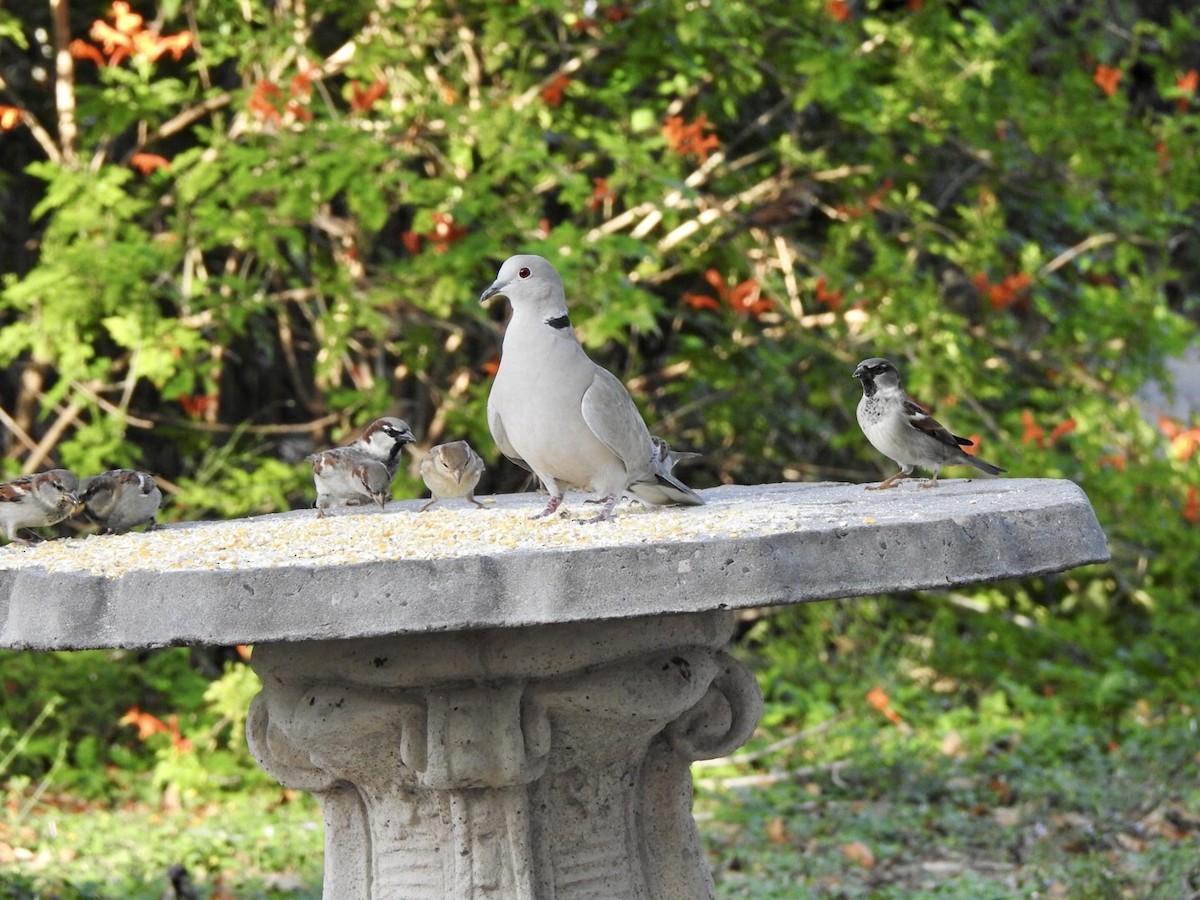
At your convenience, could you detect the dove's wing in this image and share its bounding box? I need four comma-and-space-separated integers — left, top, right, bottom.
581, 367, 704, 507
486, 396, 533, 474
579, 366, 655, 478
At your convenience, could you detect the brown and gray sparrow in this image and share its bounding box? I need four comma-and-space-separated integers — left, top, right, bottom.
310, 449, 392, 517
0, 469, 81, 545
650, 436, 702, 476
349, 417, 416, 479
78, 469, 162, 534
308, 417, 416, 516
419, 441, 485, 511
853, 357, 1005, 489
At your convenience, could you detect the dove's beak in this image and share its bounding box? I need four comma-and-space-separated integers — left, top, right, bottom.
480, 280, 505, 304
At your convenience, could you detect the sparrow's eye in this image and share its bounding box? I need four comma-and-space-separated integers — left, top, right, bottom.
518, 267, 531, 278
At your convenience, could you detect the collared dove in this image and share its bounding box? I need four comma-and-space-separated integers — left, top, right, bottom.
420, 440, 485, 511
481, 254, 704, 521
853, 357, 1005, 489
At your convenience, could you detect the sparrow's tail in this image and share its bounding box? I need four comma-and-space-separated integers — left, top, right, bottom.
969, 457, 1006, 476
628, 467, 705, 507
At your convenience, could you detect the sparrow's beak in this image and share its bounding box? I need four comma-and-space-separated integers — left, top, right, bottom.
452, 466, 465, 484
67, 493, 82, 511
480, 280, 506, 304
372, 491, 389, 510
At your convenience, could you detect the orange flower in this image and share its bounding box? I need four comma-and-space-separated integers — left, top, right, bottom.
827, 0, 851, 22
110, 1, 144, 35
1048, 418, 1077, 443
350, 79, 388, 113
866, 687, 903, 725
662, 114, 720, 163
179, 393, 216, 418
685, 269, 773, 319
130, 152, 170, 174
1177, 70, 1198, 111
1184, 486, 1199, 525
542, 73, 571, 107
1093, 64, 1122, 98
682, 292, 722, 312
80, 4, 191, 67
0, 105, 20, 131
481, 355, 501, 378
813, 277, 844, 311
589, 177, 616, 212
1020, 410, 1045, 447
960, 433, 982, 457
69, 38, 107, 66
1170, 427, 1200, 462
403, 213, 468, 254
120, 705, 168, 740
1097, 454, 1127, 471
976, 271, 1032, 311
248, 79, 283, 123
400, 230, 422, 254
90, 19, 133, 58
428, 212, 468, 253
604, 4, 632, 23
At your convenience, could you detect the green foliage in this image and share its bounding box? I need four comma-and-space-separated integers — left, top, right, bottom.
0, 0, 1198, 888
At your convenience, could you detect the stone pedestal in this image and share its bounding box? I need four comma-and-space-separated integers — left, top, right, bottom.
246, 612, 760, 899
0, 480, 1111, 898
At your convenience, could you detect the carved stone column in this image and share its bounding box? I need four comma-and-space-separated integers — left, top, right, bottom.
246, 611, 762, 899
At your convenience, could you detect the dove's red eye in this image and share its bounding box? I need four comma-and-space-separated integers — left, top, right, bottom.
519, 267, 531, 278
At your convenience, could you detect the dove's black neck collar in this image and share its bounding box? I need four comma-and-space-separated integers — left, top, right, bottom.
545, 313, 571, 330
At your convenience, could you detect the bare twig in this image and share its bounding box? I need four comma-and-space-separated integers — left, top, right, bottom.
692, 713, 851, 769
21, 396, 85, 474
0, 74, 63, 162
1038, 233, 1119, 278
695, 759, 852, 791
136, 412, 343, 434
0, 406, 39, 457
48, 0, 78, 166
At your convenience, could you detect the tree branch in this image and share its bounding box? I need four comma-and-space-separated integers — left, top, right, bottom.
48, 0, 79, 166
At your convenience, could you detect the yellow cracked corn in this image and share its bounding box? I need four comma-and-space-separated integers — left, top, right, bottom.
0, 496, 819, 580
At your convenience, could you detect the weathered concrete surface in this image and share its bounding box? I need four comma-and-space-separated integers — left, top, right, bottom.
0, 479, 1108, 651
246, 611, 762, 898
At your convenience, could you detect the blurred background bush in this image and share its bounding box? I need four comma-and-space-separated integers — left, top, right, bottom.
0, 0, 1197, 882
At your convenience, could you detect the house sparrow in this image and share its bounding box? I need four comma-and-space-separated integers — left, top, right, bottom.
78, 469, 162, 534
853, 357, 1005, 489
309, 449, 392, 517
348, 417, 417, 479
650, 436, 703, 476
419, 441, 485, 511
482, 254, 702, 521
0, 469, 82, 545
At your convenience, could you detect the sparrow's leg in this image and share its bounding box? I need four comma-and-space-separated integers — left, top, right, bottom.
868, 468, 910, 490
419, 497, 438, 512
920, 465, 943, 489
467, 494, 485, 509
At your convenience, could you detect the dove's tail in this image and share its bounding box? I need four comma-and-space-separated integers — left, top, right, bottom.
628, 469, 705, 507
